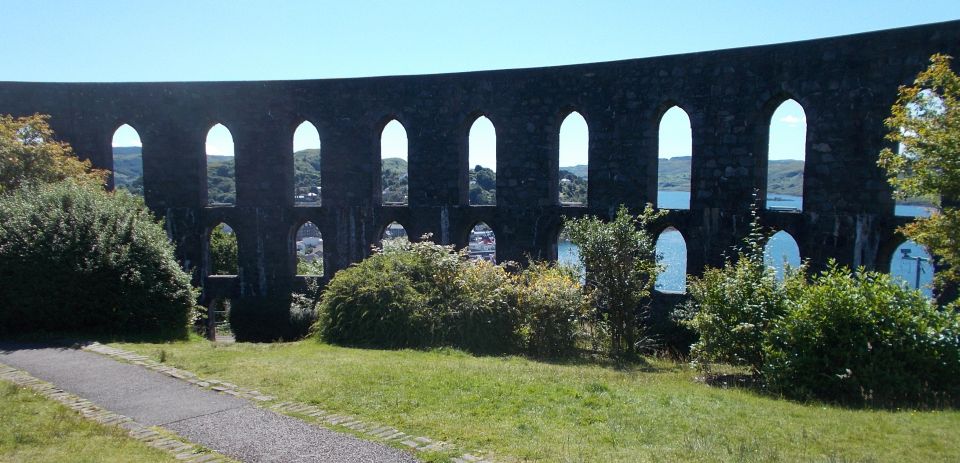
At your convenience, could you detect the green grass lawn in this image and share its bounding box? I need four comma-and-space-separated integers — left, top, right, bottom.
0, 382, 176, 463
114, 339, 960, 462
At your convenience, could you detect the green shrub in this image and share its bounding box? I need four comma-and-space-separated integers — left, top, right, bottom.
315, 238, 587, 355
679, 245, 805, 374
439, 259, 522, 354
564, 205, 664, 360
315, 242, 430, 348
0, 181, 196, 338
764, 263, 960, 406
515, 262, 587, 357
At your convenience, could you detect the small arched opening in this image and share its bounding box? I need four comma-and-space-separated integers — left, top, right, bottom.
558, 111, 588, 206
381, 119, 409, 205
890, 240, 934, 298
111, 124, 143, 196
294, 221, 323, 276
468, 222, 496, 263
657, 106, 692, 209
468, 116, 497, 206
293, 121, 322, 206
206, 123, 236, 206
763, 230, 801, 281
654, 227, 687, 293
766, 99, 806, 211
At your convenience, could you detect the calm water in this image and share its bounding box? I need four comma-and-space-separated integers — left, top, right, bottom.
563, 191, 935, 296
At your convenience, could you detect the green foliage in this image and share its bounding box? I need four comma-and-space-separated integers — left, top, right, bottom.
564, 204, 664, 360
878, 54, 960, 287
679, 216, 806, 374
764, 263, 960, 406
381, 157, 408, 204
296, 255, 324, 276
678, 211, 960, 405
315, 247, 427, 348
206, 156, 235, 205
515, 262, 588, 357
290, 281, 322, 339
0, 114, 107, 195
558, 169, 587, 204
315, 238, 523, 352
209, 223, 237, 275
315, 237, 585, 356
293, 148, 321, 199
468, 165, 496, 205
0, 181, 196, 337
110, 146, 143, 196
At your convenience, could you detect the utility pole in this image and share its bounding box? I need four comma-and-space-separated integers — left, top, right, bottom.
900, 248, 931, 290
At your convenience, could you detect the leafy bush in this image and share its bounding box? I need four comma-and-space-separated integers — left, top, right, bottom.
439, 259, 522, 353
764, 264, 960, 406
0, 181, 196, 338
315, 238, 522, 352
679, 227, 805, 374
315, 237, 587, 355
315, 240, 434, 348
515, 262, 587, 357
564, 205, 664, 360
678, 211, 960, 405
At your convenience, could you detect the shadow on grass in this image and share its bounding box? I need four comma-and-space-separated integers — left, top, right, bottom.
697, 371, 959, 412
0, 330, 191, 353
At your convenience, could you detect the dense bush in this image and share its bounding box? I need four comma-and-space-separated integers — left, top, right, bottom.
678, 214, 960, 405
679, 231, 805, 374
764, 264, 960, 406
515, 262, 587, 357
315, 239, 521, 352
314, 237, 585, 355
0, 181, 196, 338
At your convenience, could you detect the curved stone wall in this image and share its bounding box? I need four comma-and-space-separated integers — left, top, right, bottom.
1, 21, 958, 319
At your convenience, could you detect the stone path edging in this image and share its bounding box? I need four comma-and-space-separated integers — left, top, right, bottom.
0, 361, 233, 463
83, 343, 495, 463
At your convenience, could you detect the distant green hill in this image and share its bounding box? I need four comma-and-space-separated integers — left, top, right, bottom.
110, 147, 809, 203
656, 157, 804, 196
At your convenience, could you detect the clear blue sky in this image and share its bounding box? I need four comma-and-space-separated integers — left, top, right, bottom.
7, 1, 957, 165
2, 1, 957, 82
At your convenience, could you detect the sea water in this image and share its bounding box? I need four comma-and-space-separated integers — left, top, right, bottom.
559, 191, 935, 296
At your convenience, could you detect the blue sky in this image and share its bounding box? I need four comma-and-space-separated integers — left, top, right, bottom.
6, 1, 957, 166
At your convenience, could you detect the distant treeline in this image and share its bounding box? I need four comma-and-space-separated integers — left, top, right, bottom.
112, 149, 812, 204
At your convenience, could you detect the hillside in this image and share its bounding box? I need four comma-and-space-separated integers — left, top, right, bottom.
110, 148, 809, 203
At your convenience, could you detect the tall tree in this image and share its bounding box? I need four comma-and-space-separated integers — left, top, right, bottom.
0, 114, 106, 194
878, 54, 960, 288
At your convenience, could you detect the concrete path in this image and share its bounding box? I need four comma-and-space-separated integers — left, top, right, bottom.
0, 344, 418, 463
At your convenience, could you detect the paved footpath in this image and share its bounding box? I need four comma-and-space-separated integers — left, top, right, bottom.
0, 344, 419, 463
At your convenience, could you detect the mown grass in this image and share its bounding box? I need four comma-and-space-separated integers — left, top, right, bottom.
115, 338, 960, 462
0, 382, 176, 463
